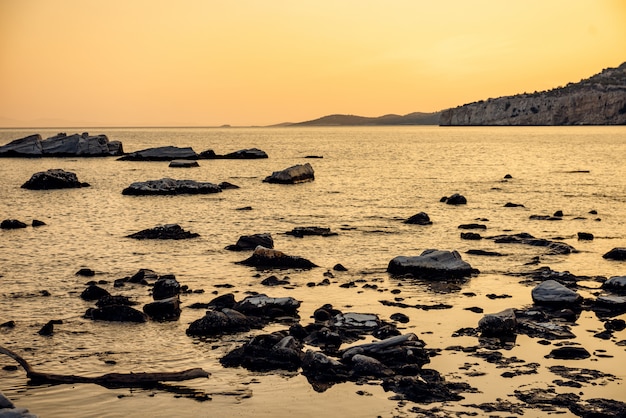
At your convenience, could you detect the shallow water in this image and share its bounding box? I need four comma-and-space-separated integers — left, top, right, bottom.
0, 126, 625, 417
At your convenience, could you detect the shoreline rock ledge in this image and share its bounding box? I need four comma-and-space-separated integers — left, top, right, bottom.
0, 132, 123, 157
387, 249, 477, 279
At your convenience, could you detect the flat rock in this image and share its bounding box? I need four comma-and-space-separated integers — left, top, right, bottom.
1, 219, 27, 229
603, 247, 626, 261
531, 280, 582, 305
387, 249, 476, 279
285, 226, 338, 237
143, 296, 181, 321
21, 169, 90, 190
263, 163, 314, 184
121, 178, 222, 195
85, 305, 147, 322
169, 159, 199, 168
126, 224, 199, 240
225, 233, 274, 251
117, 146, 198, 161
237, 246, 317, 269
221, 148, 268, 159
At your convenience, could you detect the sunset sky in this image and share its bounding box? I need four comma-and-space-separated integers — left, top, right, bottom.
1, 0, 625, 127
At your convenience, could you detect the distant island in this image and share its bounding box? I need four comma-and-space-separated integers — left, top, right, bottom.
440, 62, 626, 125
280, 62, 626, 127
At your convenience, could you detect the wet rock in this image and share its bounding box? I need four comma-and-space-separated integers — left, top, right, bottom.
233, 294, 300, 318
350, 354, 394, 378
143, 296, 181, 321
530, 214, 562, 221
0, 391, 37, 417
186, 308, 261, 336
458, 223, 486, 230
404, 212, 432, 225
75, 268, 95, 277
118, 146, 198, 161
217, 181, 239, 189
169, 159, 199, 168
531, 280, 582, 305
0, 132, 122, 157
491, 233, 575, 255
381, 370, 466, 403
127, 224, 199, 240
577, 232, 594, 241
219, 148, 268, 159
390, 313, 410, 323
263, 163, 314, 184
553, 210, 564, 217
546, 346, 591, 360
333, 263, 347, 271
569, 398, 626, 418
21, 169, 90, 190
603, 247, 626, 261
198, 149, 216, 158
301, 349, 349, 387
80, 285, 110, 301
460, 232, 482, 240
95, 295, 136, 307
285, 226, 338, 237
478, 308, 517, 336
38, 320, 61, 336
0, 219, 27, 229
237, 246, 317, 269
152, 275, 180, 300
31, 219, 46, 227
225, 233, 274, 251
465, 249, 504, 256
340, 333, 429, 372
504, 202, 525, 207
85, 305, 147, 323
121, 178, 222, 195
220, 332, 303, 371
387, 249, 477, 279
442, 193, 467, 205
260, 275, 290, 286
331, 313, 380, 331
206, 293, 237, 310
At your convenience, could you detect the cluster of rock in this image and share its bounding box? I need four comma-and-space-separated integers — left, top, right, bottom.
117, 146, 267, 161
0, 133, 123, 157
126, 224, 199, 240
21, 169, 90, 190
121, 178, 222, 195
440, 62, 626, 125
1, 219, 45, 229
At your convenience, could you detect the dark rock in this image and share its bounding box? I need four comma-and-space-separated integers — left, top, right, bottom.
333, 263, 348, 271
577, 232, 594, 241
117, 146, 198, 161
80, 285, 110, 301
121, 178, 222, 195
221, 148, 268, 159
169, 159, 199, 168
1, 320, 15, 328
529, 214, 562, 221
85, 305, 147, 323
75, 268, 95, 277
260, 275, 290, 286
465, 249, 504, 256
143, 296, 181, 321
569, 398, 626, 418
350, 354, 394, 378
387, 249, 477, 279
605, 319, 626, 331
206, 293, 237, 310
263, 163, 314, 184
340, 333, 429, 371
129, 268, 158, 284
0, 132, 122, 157
152, 275, 180, 300
285, 226, 338, 237
236, 206, 253, 211
404, 212, 432, 225
504, 174, 513, 179
603, 248, 626, 261
443, 193, 467, 205
237, 246, 317, 269
38, 320, 60, 336
390, 313, 410, 323
218, 181, 239, 189
478, 308, 517, 336
381, 371, 465, 403
21, 169, 89, 190
198, 149, 216, 159
220, 332, 303, 372
301, 350, 349, 386
504, 202, 525, 207
460, 232, 482, 240
127, 224, 199, 240
491, 233, 575, 255
458, 223, 486, 230
531, 280, 582, 305
601, 276, 626, 293
0, 219, 27, 229
31, 219, 46, 227
233, 294, 300, 318
225, 233, 274, 251
186, 308, 260, 336
546, 346, 591, 360
96, 295, 136, 307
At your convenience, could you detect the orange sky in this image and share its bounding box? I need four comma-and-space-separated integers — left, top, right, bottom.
1, 0, 625, 127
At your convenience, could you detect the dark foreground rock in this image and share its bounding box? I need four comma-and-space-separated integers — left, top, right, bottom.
117, 146, 198, 161
143, 296, 181, 321
121, 178, 222, 195
1, 219, 27, 229
603, 248, 626, 261
404, 212, 432, 225
237, 246, 317, 269
21, 169, 90, 190
225, 233, 274, 251
531, 280, 582, 305
263, 163, 314, 184
441, 193, 467, 205
84, 305, 147, 323
0, 132, 123, 157
387, 249, 477, 279
126, 224, 199, 240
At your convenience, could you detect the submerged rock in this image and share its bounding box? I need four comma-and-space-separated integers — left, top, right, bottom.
387, 249, 476, 279
285, 226, 338, 238
143, 296, 181, 321
126, 224, 199, 240
118, 146, 198, 161
152, 275, 181, 300
121, 178, 222, 195
602, 276, 626, 293
21, 169, 90, 190
442, 193, 467, 205
225, 233, 274, 251
220, 332, 303, 371
263, 163, 314, 184
169, 159, 199, 168
186, 308, 260, 336
237, 246, 317, 269
85, 305, 147, 323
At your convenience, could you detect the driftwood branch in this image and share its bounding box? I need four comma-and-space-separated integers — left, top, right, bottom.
0, 346, 209, 387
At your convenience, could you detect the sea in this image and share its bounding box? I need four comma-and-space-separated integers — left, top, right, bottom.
0, 126, 625, 417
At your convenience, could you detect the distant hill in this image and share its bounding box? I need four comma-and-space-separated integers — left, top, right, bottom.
285, 111, 441, 126
440, 62, 626, 125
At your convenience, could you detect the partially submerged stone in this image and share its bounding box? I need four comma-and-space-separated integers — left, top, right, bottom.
263, 163, 314, 184
85, 305, 147, 323
404, 212, 432, 225
21, 169, 90, 190
126, 224, 199, 240
237, 246, 317, 269
478, 308, 517, 336
121, 178, 222, 195
225, 233, 274, 251
233, 294, 301, 317
603, 248, 626, 261
143, 296, 181, 321
531, 280, 581, 305
602, 276, 626, 293
0, 219, 27, 229
169, 159, 199, 168
118, 146, 198, 161
285, 226, 338, 238
387, 249, 476, 279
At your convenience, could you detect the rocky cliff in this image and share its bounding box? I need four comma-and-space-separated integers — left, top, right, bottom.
440, 62, 626, 125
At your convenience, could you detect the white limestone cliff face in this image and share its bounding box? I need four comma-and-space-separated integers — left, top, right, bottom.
440, 63, 626, 126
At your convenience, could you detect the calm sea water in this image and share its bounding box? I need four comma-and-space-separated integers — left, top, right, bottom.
0, 126, 625, 417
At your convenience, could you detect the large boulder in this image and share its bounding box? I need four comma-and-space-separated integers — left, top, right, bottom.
21, 169, 90, 190
237, 246, 317, 269
602, 276, 626, 293
152, 275, 181, 300
225, 233, 274, 251
143, 296, 181, 321
603, 248, 626, 261
117, 146, 198, 161
0, 132, 123, 157
531, 280, 582, 305
478, 308, 517, 336
387, 249, 476, 279
126, 224, 199, 240
121, 178, 222, 195
263, 163, 314, 184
